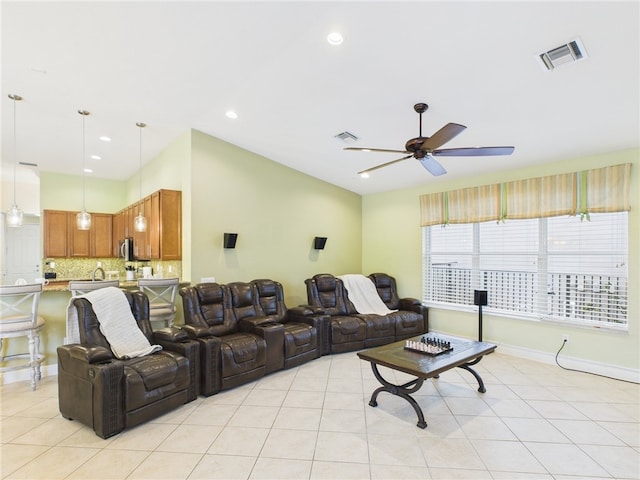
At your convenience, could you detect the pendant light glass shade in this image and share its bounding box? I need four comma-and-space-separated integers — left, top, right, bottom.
6, 203, 23, 227
77, 110, 91, 230
6, 94, 24, 227
134, 122, 147, 233
76, 210, 91, 230
134, 213, 147, 232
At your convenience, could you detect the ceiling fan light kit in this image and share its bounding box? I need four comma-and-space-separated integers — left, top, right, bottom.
346, 102, 515, 176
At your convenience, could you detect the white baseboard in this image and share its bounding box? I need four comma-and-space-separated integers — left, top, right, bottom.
0, 363, 58, 386
430, 330, 639, 384
495, 342, 639, 383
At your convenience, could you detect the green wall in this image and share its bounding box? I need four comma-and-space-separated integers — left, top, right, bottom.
362, 148, 639, 372
40, 171, 127, 213
189, 130, 362, 307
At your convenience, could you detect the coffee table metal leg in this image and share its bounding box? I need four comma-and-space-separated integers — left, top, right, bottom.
368, 363, 428, 429
457, 357, 487, 393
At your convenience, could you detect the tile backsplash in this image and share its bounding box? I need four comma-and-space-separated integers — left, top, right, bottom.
43, 257, 182, 281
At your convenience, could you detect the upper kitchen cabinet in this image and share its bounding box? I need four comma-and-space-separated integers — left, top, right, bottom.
112, 189, 182, 261
43, 210, 113, 258
43, 210, 69, 257
160, 189, 181, 260
146, 189, 181, 260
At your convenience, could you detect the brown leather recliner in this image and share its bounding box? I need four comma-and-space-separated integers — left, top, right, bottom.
305, 274, 367, 353
57, 290, 199, 439
368, 272, 428, 340
180, 283, 270, 396
251, 279, 320, 368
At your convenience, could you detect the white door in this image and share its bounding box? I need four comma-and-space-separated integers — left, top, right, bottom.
2, 222, 41, 285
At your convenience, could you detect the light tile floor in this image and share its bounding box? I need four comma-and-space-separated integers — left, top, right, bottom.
1, 351, 638, 479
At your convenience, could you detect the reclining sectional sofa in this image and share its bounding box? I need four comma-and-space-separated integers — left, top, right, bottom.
305, 273, 428, 354
60, 274, 427, 437
180, 273, 428, 395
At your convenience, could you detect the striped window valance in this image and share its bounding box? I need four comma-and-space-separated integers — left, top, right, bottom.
419, 163, 631, 227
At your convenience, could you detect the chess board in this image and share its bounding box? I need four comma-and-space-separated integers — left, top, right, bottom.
404, 336, 453, 356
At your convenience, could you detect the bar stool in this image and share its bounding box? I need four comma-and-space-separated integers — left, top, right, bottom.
0, 283, 45, 390
69, 279, 119, 297
137, 277, 180, 328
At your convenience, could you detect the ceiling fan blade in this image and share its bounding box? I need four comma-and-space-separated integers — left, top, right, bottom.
433, 146, 515, 157
418, 155, 447, 176
421, 123, 467, 151
357, 154, 413, 175
344, 147, 409, 154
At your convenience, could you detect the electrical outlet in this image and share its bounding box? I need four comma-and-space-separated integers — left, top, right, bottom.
562, 334, 569, 342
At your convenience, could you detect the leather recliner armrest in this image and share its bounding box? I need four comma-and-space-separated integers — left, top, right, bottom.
181, 324, 213, 339
238, 316, 279, 331
68, 344, 114, 364
399, 297, 421, 309
287, 306, 314, 316
153, 326, 188, 343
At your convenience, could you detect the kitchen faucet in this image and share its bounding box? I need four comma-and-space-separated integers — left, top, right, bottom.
92, 267, 105, 281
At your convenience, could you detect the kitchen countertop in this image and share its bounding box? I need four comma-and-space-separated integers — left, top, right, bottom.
43, 278, 189, 292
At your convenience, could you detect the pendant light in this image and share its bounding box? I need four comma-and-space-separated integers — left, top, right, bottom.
76, 109, 91, 230
133, 122, 147, 232
6, 94, 24, 227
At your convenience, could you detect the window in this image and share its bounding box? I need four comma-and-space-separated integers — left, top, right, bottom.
423, 212, 628, 328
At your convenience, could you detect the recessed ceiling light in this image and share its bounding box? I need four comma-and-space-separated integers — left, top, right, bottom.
83, 168, 93, 173
327, 32, 343, 46
90, 155, 101, 160
226, 110, 238, 119
359, 172, 370, 179
99, 136, 111, 142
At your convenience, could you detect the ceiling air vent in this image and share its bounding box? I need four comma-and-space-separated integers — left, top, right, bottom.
538, 37, 588, 71
334, 131, 359, 143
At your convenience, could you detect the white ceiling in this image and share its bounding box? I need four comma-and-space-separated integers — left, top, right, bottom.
2, 1, 638, 195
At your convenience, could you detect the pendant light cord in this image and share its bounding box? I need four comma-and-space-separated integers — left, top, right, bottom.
136, 122, 146, 214
10, 94, 21, 205
12, 97, 17, 204
139, 124, 143, 211
82, 113, 86, 211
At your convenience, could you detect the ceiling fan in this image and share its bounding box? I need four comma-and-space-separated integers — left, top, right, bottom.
345, 103, 515, 176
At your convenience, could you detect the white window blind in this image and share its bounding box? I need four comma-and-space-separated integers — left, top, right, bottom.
423, 212, 628, 328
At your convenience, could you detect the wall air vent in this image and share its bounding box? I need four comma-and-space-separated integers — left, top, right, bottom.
334, 131, 359, 143
538, 37, 588, 71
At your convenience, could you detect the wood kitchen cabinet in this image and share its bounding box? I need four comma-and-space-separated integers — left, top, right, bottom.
44, 210, 113, 258
112, 210, 124, 257
91, 213, 113, 257
110, 189, 182, 261
43, 210, 69, 257
155, 189, 181, 260
132, 189, 181, 260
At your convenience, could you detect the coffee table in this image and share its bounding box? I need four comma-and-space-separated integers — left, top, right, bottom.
357, 333, 496, 428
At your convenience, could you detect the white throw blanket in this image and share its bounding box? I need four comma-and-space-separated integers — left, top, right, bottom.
338, 274, 396, 315
66, 286, 161, 359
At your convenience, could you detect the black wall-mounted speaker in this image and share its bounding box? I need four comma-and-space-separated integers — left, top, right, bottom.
474, 290, 488, 306
223, 233, 238, 249
313, 236, 327, 250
